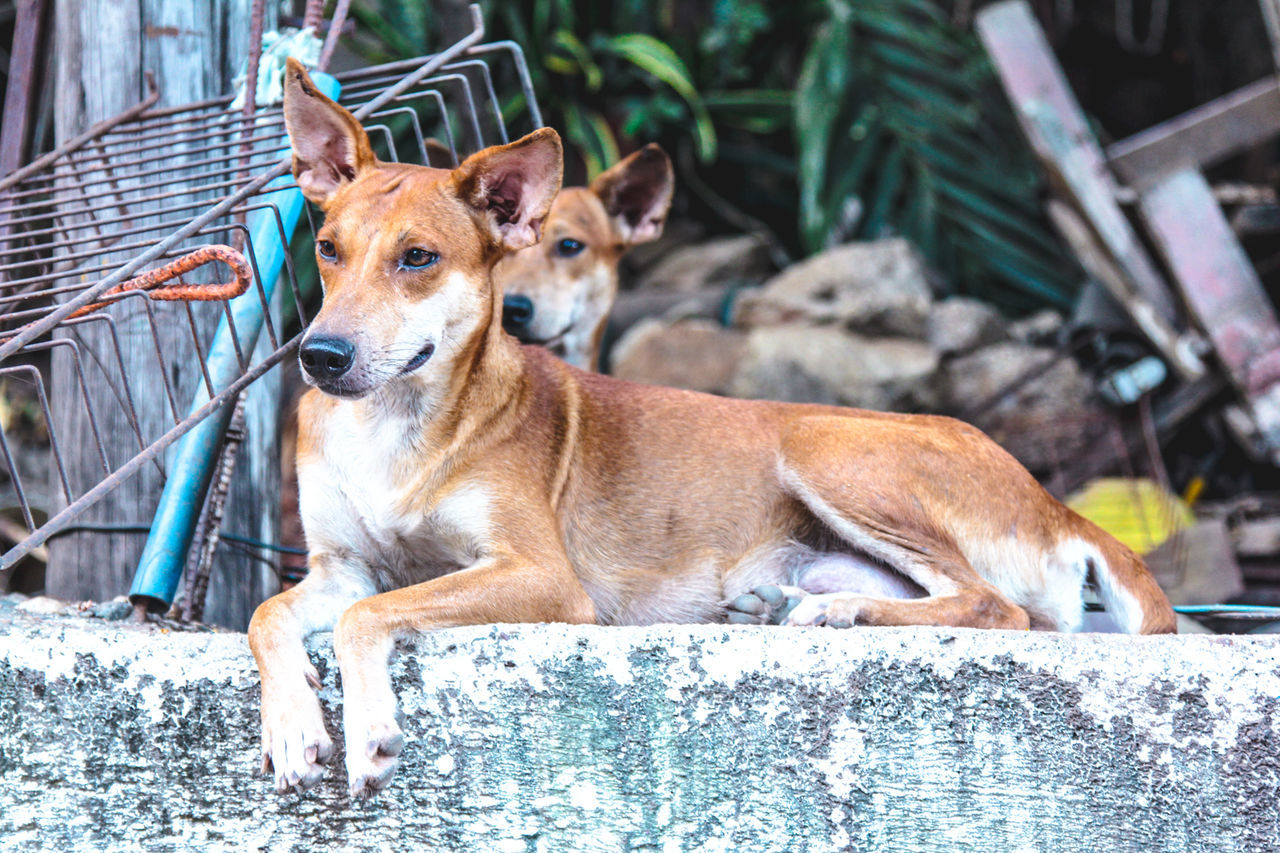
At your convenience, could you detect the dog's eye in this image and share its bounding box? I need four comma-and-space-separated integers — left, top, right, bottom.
317, 239, 337, 261
401, 248, 439, 269
555, 238, 584, 258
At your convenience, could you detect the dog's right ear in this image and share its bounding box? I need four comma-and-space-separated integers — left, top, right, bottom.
282, 58, 376, 207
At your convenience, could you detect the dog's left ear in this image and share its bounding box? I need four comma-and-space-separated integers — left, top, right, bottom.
452, 128, 564, 252
590, 143, 674, 245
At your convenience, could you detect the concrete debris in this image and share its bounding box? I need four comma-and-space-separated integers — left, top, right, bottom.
733, 238, 934, 338
632, 234, 774, 294
728, 326, 940, 411
610, 239, 1104, 476
942, 343, 1105, 472
1008, 308, 1066, 346
15, 594, 70, 615
927, 296, 1008, 356
611, 318, 747, 395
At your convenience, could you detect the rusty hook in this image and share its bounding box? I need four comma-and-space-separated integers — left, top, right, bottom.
69, 244, 254, 319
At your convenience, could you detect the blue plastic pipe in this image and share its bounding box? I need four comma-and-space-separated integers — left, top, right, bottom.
130, 72, 341, 609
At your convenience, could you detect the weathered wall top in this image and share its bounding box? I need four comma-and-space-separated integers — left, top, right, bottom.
1, 609, 1278, 852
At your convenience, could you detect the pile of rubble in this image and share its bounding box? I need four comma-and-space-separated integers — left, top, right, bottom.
612, 237, 1107, 478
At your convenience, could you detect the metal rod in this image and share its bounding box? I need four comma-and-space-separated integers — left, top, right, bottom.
0, 78, 161, 195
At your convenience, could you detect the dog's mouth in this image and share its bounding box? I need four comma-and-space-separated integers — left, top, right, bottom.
401, 342, 436, 374
517, 322, 573, 349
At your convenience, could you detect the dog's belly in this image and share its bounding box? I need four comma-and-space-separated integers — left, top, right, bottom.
795, 551, 925, 598
721, 541, 924, 605
588, 541, 922, 627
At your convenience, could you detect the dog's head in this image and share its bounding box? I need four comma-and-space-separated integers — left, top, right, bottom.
494, 145, 673, 370
283, 59, 563, 398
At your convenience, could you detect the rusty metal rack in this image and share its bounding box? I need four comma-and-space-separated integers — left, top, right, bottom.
0, 8, 543, 590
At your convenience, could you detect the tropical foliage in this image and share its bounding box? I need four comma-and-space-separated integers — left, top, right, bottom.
345, 0, 1081, 312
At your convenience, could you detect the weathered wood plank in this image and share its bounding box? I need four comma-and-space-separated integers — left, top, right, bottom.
48, 0, 148, 606
1261, 0, 1280, 73
1044, 198, 1204, 378
1137, 168, 1280, 462
0, 0, 46, 175
1106, 77, 1280, 187
975, 1, 1199, 379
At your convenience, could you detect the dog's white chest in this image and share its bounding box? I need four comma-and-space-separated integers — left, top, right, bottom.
298, 406, 488, 586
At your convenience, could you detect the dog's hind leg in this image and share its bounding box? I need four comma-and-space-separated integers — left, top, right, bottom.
773, 416, 1032, 631
248, 565, 374, 793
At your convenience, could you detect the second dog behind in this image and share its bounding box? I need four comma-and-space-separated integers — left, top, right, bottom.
494, 145, 673, 370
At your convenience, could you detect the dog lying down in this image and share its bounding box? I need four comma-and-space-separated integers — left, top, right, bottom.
249, 59, 1176, 799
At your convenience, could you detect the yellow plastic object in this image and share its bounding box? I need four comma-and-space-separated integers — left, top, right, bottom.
1065, 478, 1195, 555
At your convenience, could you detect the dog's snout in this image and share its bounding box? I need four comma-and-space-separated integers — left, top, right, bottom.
300, 336, 356, 381
502, 294, 535, 333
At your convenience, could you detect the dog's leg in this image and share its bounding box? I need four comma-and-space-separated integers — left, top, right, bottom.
727, 550, 926, 625
332, 554, 595, 799
726, 584, 811, 625
248, 566, 374, 793
774, 416, 1032, 631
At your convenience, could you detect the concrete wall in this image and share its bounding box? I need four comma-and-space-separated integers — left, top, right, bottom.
1, 609, 1278, 851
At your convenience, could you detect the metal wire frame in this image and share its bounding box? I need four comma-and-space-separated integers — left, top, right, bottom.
0, 9, 544, 571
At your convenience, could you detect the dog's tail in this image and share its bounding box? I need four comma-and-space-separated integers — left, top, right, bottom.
1086, 528, 1177, 634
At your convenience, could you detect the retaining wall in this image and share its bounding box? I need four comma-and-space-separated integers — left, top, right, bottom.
1, 609, 1278, 851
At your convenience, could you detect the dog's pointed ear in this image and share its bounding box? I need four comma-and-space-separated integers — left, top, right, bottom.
590, 143, 674, 246
283, 58, 376, 207
452, 128, 563, 253
423, 137, 457, 169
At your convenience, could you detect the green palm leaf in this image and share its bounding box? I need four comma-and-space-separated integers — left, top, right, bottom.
796, 0, 1079, 307
597, 33, 717, 161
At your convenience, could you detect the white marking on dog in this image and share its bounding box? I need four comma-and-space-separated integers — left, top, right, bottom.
1063, 537, 1142, 634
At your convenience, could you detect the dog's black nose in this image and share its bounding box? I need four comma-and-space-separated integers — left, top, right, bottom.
502, 294, 535, 334
300, 336, 356, 380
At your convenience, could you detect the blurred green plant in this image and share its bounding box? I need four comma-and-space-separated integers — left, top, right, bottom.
797, 0, 1080, 309
344, 0, 1081, 312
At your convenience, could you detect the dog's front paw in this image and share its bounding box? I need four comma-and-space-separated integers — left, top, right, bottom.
726, 584, 808, 625
261, 690, 333, 794
345, 711, 406, 799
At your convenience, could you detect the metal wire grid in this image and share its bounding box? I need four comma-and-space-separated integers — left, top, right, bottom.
0, 16, 543, 570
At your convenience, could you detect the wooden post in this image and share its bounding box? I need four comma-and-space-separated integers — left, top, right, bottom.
975, 1, 1205, 381
1137, 169, 1280, 463
47, 0, 280, 629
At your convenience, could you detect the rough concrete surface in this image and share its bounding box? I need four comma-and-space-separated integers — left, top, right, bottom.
1, 610, 1278, 852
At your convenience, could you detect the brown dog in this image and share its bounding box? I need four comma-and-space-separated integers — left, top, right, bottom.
495, 145, 673, 370
248, 60, 1175, 800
